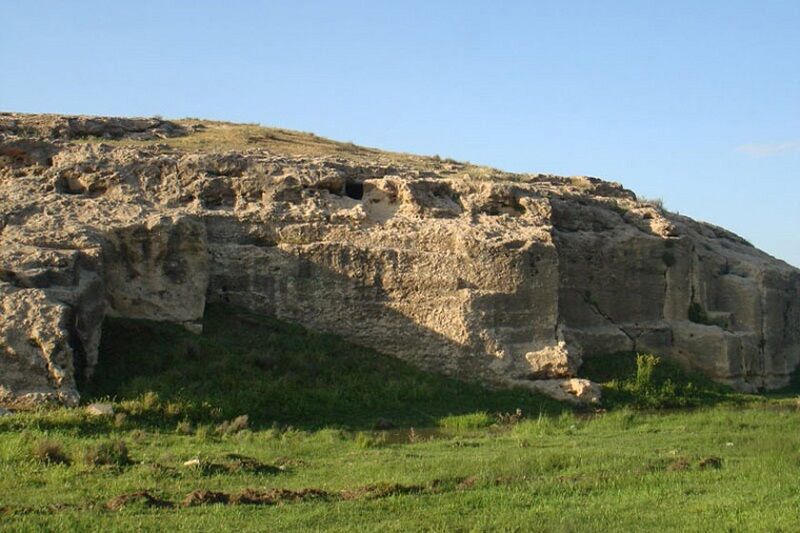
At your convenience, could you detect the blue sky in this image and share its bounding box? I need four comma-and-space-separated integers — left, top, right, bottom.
2, 1, 799, 266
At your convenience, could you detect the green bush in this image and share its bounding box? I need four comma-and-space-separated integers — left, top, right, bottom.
634, 354, 659, 391
629, 354, 684, 409
580, 352, 742, 410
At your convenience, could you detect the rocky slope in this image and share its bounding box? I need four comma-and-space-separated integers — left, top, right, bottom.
1, 113, 798, 406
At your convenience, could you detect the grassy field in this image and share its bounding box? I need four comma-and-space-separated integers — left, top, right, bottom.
1, 305, 799, 531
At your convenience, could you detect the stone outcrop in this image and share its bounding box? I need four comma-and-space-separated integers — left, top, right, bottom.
1, 113, 798, 406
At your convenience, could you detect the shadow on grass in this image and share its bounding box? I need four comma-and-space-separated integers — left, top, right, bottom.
80, 304, 570, 431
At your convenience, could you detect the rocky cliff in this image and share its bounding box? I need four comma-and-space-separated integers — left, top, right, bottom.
1, 113, 798, 406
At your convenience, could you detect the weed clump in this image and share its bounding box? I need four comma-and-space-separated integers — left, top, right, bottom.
129, 429, 147, 443
32, 440, 70, 465
215, 415, 249, 435
84, 440, 131, 467
640, 196, 664, 210
698, 456, 723, 470
113, 413, 127, 428
117, 391, 214, 427
496, 409, 525, 426
354, 432, 387, 449
438, 412, 494, 430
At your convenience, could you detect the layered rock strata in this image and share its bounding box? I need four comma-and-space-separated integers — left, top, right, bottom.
1, 113, 798, 405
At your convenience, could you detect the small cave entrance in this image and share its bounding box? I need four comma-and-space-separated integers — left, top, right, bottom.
67, 310, 90, 394
344, 180, 364, 200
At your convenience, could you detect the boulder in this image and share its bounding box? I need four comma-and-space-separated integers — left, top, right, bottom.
518, 378, 603, 405
86, 402, 114, 416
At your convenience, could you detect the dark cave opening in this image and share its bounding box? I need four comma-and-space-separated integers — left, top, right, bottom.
344, 181, 364, 200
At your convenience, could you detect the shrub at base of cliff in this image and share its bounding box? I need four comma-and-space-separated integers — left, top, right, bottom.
579, 352, 746, 409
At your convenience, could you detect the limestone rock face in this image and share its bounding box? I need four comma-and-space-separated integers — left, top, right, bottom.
0, 285, 79, 406
1, 113, 798, 405
103, 216, 209, 330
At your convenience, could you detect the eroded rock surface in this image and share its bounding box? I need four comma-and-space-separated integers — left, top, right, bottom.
1, 113, 798, 405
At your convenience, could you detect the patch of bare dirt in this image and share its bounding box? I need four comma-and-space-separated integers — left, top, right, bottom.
106, 491, 173, 510
667, 458, 692, 472
456, 476, 478, 490
181, 490, 230, 507
231, 488, 330, 505
340, 482, 426, 500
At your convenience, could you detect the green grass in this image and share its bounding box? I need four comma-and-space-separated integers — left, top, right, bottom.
3, 402, 800, 531
85, 304, 567, 430
437, 412, 495, 430
2, 305, 799, 531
